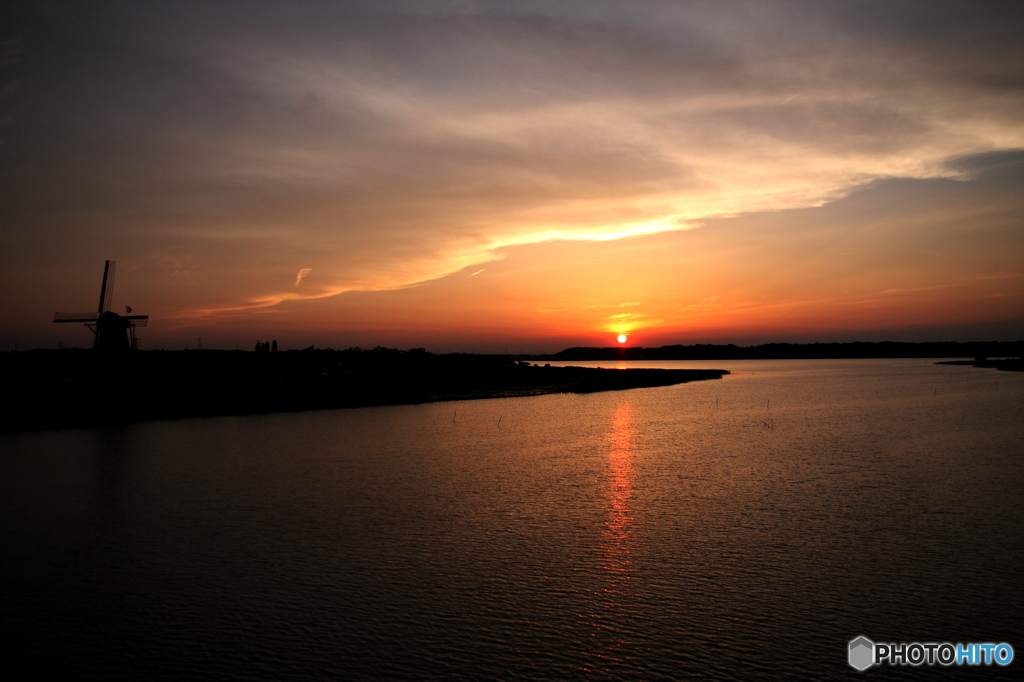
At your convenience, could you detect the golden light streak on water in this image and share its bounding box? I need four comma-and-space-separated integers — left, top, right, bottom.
587, 402, 638, 670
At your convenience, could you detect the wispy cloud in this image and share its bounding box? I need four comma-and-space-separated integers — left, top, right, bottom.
190, 5, 1023, 314
6, 2, 1024, 337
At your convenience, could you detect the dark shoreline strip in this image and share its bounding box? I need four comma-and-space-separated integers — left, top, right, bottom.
935, 359, 1023, 372
2, 364, 728, 434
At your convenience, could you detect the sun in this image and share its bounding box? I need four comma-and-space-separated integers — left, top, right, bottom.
617, 334, 628, 344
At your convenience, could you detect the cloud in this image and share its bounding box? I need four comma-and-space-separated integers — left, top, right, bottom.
4, 2, 1024, 324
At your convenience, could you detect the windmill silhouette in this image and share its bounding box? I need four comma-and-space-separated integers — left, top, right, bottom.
53, 261, 149, 351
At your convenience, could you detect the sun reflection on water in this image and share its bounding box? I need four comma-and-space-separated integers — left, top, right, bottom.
586, 401, 638, 670
603, 402, 635, 581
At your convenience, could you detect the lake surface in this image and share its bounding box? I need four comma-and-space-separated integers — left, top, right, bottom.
2, 359, 1021, 679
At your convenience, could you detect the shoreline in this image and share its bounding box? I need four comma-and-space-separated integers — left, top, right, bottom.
935, 358, 1024, 372
1, 350, 727, 433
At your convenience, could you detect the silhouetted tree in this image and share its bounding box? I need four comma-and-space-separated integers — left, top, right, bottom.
271, 340, 278, 353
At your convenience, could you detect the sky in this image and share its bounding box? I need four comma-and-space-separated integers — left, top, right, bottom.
2, 0, 1022, 352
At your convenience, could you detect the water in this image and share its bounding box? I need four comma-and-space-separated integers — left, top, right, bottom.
2, 359, 1021, 679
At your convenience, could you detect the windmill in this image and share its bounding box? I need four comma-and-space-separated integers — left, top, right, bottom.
53, 261, 149, 351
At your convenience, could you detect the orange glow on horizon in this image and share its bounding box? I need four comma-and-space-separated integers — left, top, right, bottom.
9, 5, 1024, 352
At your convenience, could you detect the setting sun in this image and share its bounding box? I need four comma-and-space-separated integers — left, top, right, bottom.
5, 1, 1022, 355
617, 334, 628, 344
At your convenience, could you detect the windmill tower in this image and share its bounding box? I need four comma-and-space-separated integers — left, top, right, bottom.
53, 261, 149, 351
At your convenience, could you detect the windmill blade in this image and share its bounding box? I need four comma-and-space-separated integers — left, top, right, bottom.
54, 312, 99, 322
97, 260, 116, 313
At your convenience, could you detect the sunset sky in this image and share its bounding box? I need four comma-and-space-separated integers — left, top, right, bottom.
2, 1, 1022, 351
